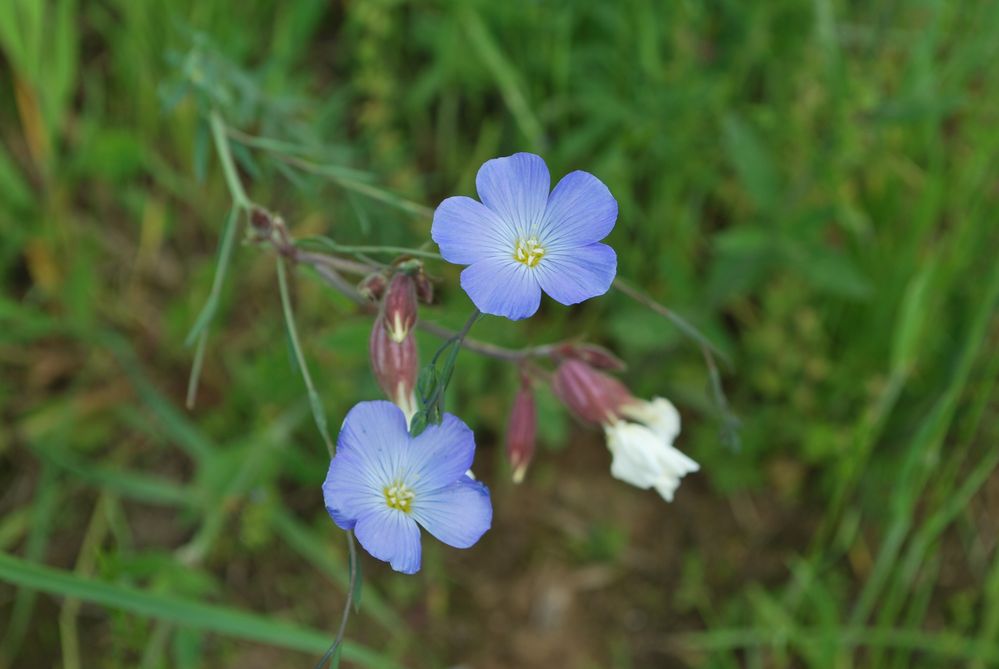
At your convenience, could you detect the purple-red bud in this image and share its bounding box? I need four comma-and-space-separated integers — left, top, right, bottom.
358, 272, 389, 302
552, 359, 633, 425
369, 314, 418, 419
555, 343, 627, 372
414, 268, 434, 305
383, 273, 418, 343
506, 382, 537, 484
249, 207, 274, 238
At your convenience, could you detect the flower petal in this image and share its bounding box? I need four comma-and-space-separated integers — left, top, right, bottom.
460, 257, 542, 320
620, 397, 681, 444
431, 196, 513, 265
538, 170, 617, 247
605, 422, 698, 503
535, 242, 616, 306
336, 400, 409, 482
353, 507, 423, 574
476, 153, 550, 236
411, 476, 492, 549
407, 413, 476, 492
606, 423, 664, 489
323, 450, 383, 530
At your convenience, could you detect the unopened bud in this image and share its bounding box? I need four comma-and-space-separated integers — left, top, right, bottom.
506, 382, 537, 484
370, 315, 418, 421
358, 272, 389, 302
414, 269, 434, 305
383, 273, 418, 343
249, 207, 274, 240
552, 359, 632, 425
556, 343, 626, 372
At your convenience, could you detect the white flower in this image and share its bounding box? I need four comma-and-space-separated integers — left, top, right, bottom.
603, 397, 699, 502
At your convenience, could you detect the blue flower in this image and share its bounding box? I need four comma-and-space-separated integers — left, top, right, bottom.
432, 153, 618, 320
323, 401, 492, 574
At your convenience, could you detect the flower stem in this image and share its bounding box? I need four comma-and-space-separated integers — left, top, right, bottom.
612, 277, 741, 449
276, 257, 336, 457
297, 236, 443, 260
209, 110, 251, 211
313, 531, 359, 669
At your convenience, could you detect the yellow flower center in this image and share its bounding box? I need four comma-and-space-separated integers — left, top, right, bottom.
513, 237, 545, 268
384, 481, 415, 513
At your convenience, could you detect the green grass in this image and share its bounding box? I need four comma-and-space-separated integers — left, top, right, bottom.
2, 0, 998, 667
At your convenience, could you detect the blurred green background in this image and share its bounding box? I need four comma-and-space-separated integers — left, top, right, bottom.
2, 0, 998, 667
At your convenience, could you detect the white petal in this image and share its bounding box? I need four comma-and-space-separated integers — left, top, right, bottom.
620, 396, 681, 443
603, 421, 698, 503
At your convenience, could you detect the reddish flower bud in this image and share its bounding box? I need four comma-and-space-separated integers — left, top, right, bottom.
506, 382, 537, 484
383, 273, 418, 343
369, 315, 418, 420
249, 207, 274, 238
414, 269, 434, 305
357, 272, 389, 302
555, 343, 627, 372
552, 359, 633, 425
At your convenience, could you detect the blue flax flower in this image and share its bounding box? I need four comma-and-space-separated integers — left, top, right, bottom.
432, 153, 618, 320
323, 401, 492, 574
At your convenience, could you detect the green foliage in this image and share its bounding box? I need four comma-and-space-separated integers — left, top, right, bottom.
2, 0, 999, 667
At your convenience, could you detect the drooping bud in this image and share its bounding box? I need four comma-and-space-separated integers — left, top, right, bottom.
413, 268, 434, 305
370, 314, 418, 421
506, 379, 537, 484
357, 272, 389, 302
383, 273, 418, 343
249, 207, 274, 241
555, 343, 627, 372
552, 359, 633, 425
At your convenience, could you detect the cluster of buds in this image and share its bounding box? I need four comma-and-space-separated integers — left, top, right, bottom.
358, 262, 434, 306
368, 271, 420, 422
551, 353, 699, 503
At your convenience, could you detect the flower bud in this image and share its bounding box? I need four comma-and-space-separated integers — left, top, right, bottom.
556, 343, 626, 372
369, 315, 418, 421
552, 359, 632, 425
506, 382, 537, 484
357, 272, 389, 302
414, 268, 434, 305
383, 273, 418, 343
249, 207, 274, 240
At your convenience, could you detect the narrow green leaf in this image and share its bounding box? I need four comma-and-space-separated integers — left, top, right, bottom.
0, 553, 398, 669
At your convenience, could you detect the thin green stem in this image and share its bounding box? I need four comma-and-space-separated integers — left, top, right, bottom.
314, 531, 359, 669
424, 309, 481, 415
276, 258, 335, 457
210, 110, 251, 210
298, 237, 443, 260
185, 205, 240, 408
613, 277, 740, 448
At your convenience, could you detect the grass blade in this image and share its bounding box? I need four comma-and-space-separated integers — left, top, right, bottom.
0, 552, 398, 669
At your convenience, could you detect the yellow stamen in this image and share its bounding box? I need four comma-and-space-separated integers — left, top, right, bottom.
513, 237, 545, 268
384, 481, 415, 513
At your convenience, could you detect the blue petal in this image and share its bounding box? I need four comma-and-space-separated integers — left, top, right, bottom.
476, 153, 550, 237
323, 450, 383, 531
432, 196, 513, 265
411, 476, 492, 549
407, 413, 476, 492
324, 401, 411, 531
460, 257, 541, 320
337, 400, 409, 479
536, 242, 617, 306
354, 507, 423, 574
538, 170, 617, 248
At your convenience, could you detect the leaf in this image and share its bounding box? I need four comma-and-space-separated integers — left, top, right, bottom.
723, 114, 780, 213
0, 552, 398, 669
891, 262, 936, 375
